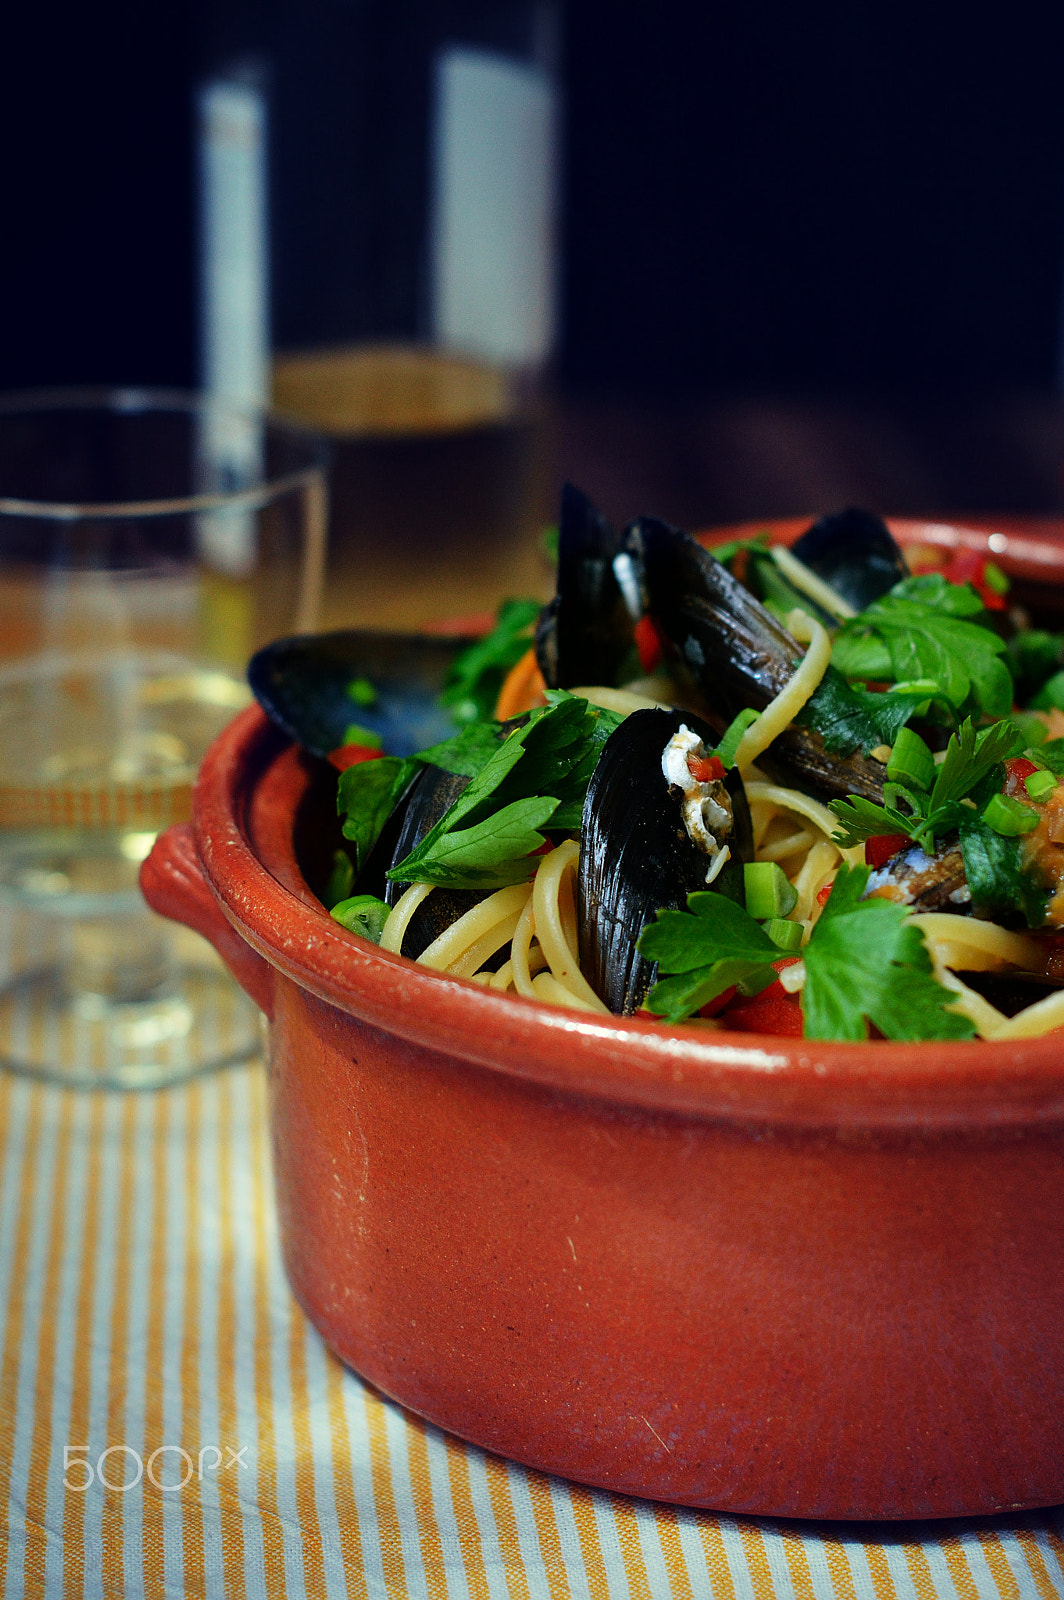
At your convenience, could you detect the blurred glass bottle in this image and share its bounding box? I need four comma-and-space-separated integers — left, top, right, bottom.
198, 0, 561, 630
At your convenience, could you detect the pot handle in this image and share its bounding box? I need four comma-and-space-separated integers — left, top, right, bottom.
141, 824, 275, 1019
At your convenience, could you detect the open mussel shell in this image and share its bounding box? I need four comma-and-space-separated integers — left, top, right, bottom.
789, 507, 909, 613
248, 630, 470, 759
535, 482, 637, 690
378, 764, 480, 959
372, 719, 515, 958
578, 707, 754, 1015
628, 516, 887, 802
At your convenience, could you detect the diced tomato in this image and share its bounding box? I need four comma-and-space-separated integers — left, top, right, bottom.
687, 753, 726, 784
816, 881, 834, 906
1004, 756, 1039, 800
328, 743, 385, 772
864, 832, 908, 869
633, 614, 664, 673
715, 957, 804, 1035
941, 548, 1007, 610
720, 981, 803, 1036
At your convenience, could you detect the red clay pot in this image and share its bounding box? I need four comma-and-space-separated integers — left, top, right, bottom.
142, 519, 1064, 1520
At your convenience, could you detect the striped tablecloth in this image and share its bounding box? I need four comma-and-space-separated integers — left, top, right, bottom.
1, 1062, 1063, 1600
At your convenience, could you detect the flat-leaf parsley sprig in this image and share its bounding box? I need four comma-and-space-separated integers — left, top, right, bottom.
827, 573, 1013, 721
828, 717, 1026, 857
638, 864, 975, 1041
331, 694, 621, 894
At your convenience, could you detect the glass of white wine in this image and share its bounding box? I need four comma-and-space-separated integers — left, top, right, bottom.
0, 389, 327, 1087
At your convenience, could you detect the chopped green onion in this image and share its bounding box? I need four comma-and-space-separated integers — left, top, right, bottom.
347, 676, 378, 707
885, 727, 936, 792
889, 678, 941, 696
341, 722, 384, 750
983, 561, 1009, 596
982, 792, 1040, 836
715, 708, 760, 769
744, 861, 799, 920
1024, 768, 1057, 803
765, 917, 803, 952
330, 894, 390, 942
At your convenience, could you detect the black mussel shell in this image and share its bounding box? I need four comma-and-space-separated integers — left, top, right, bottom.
248, 630, 469, 760
578, 707, 754, 1015
627, 516, 887, 803
789, 508, 909, 613
535, 483, 637, 690
377, 722, 518, 960
957, 970, 1061, 1016
378, 763, 481, 958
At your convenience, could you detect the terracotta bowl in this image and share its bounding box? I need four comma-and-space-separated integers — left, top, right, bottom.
142, 518, 1064, 1521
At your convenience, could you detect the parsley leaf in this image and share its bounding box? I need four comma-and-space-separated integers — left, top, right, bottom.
830, 717, 1025, 854
830, 576, 1011, 720
413, 721, 503, 777
801, 866, 975, 1041
957, 814, 1049, 929
387, 797, 561, 889
387, 696, 606, 889
639, 865, 975, 1040
338, 756, 420, 871
926, 716, 1023, 812
826, 792, 918, 849
638, 895, 780, 1025
439, 598, 541, 726
1007, 628, 1064, 705
799, 666, 950, 755
1036, 737, 1064, 777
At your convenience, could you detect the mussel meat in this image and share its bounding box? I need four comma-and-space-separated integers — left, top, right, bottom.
578, 707, 754, 1014
864, 841, 970, 912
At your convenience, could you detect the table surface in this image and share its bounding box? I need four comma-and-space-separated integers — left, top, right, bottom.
0, 1058, 1062, 1600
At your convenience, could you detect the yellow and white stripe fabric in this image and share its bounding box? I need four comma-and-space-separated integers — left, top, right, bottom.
1, 1062, 1063, 1599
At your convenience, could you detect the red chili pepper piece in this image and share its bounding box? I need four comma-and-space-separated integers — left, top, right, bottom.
633, 614, 663, 673
1004, 756, 1039, 800
328, 744, 385, 772
941, 548, 1007, 611
687, 753, 726, 784
864, 833, 909, 869
721, 981, 803, 1036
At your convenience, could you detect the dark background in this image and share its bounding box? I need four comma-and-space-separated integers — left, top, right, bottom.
3, 3, 1064, 522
